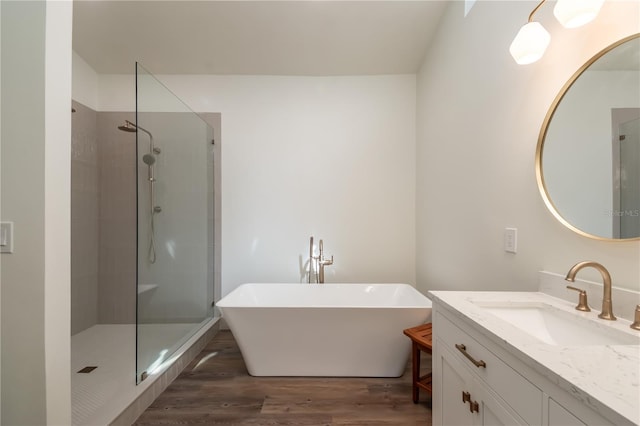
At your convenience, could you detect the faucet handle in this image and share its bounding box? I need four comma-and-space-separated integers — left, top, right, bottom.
320, 255, 333, 266
631, 305, 640, 331
566, 286, 591, 312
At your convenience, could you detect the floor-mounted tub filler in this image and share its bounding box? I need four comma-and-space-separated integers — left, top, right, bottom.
217, 283, 432, 377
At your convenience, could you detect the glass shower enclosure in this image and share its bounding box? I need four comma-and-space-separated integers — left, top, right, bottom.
617, 117, 640, 239
134, 63, 216, 383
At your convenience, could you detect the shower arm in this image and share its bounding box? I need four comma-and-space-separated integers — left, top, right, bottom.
124, 120, 157, 154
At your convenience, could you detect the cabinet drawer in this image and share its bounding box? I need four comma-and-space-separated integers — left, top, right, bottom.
435, 311, 543, 425
437, 343, 527, 425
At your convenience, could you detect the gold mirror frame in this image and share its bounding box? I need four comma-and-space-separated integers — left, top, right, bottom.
535, 33, 640, 242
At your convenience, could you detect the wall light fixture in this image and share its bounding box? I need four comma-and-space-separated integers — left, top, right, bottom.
510, 0, 606, 65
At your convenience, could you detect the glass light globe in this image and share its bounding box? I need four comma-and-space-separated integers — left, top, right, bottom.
509, 22, 551, 65
554, 0, 605, 28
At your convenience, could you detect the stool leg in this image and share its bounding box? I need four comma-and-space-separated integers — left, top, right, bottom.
412, 342, 420, 403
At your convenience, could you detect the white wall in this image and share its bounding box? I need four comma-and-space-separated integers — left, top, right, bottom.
44, 2, 72, 423
1, 1, 72, 424
72, 51, 98, 110
98, 74, 417, 296
416, 1, 640, 293
1, 3, 47, 423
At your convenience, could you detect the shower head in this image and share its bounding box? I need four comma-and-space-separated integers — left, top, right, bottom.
117, 120, 154, 143
117, 120, 159, 156
142, 153, 156, 166
117, 120, 138, 133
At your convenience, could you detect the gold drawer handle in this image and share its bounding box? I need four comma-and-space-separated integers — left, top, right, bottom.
462, 391, 480, 413
455, 343, 487, 368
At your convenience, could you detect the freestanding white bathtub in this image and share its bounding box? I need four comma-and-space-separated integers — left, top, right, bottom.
216, 283, 432, 377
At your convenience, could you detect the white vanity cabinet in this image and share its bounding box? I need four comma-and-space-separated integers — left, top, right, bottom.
432, 300, 616, 426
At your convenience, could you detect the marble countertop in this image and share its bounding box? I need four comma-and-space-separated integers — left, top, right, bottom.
429, 291, 640, 426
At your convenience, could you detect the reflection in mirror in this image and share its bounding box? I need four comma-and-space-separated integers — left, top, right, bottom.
537, 34, 640, 241
614, 112, 640, 238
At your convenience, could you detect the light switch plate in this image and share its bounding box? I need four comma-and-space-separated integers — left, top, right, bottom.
1, 222, 14, 253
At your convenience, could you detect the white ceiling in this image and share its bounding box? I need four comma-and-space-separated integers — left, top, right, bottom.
72, 1, 449, 75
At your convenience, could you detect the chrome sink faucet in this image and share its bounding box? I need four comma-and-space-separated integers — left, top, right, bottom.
565, 261, 616, 321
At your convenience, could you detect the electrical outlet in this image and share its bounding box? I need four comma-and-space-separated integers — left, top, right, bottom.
1, 222, 14, 253
504, 228, 517, 254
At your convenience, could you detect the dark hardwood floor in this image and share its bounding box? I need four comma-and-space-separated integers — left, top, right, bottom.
134, 330, 433, 425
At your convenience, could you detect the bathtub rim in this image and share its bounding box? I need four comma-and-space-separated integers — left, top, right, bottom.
217, 282, 432, 309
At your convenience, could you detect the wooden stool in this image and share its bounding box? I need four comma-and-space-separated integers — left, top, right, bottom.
403, 323, 433, 404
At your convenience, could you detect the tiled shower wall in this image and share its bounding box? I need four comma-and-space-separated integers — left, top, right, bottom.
71, 101, 99, 334
96, 110, 136, 325
71, 101, 136, 334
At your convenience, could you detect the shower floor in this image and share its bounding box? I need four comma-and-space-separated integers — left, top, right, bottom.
71, 323, 202, 425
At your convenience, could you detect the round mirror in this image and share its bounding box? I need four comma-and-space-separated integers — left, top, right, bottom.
536, 33, 640, 241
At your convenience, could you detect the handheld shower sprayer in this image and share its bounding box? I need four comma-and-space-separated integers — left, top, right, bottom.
142, 153, 156, 166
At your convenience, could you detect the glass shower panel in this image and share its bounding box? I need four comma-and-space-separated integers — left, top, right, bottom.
619, 117, 640, 238
135, 63, 215, 383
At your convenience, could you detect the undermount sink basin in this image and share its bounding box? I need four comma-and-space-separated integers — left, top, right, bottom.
473, 301, 640, 346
